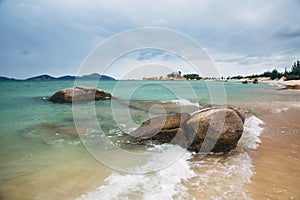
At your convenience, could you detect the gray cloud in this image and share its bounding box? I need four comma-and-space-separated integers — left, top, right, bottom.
20, 50, 30, 55
0, 0, 300, 78
163, 54, 176, 61
275, 26, 300, 39
137, 50, 164, 61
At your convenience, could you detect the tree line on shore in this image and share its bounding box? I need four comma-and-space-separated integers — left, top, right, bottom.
181, 60, 300, 81
231, 60, 300, 80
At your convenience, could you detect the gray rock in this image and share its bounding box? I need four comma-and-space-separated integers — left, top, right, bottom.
185, 107, 244, 153
48, 86, 113, 103
130, 106, 245, 153
130, 113, 190, 145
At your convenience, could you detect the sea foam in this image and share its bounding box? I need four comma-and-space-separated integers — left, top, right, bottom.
77, 144, 194, 200
76, 115, 264, 200
186, 115, 265, 199
239, 115, 264, 150
162, 99, 202, 108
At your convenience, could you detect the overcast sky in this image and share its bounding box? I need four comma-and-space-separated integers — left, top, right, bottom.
0, 0, 300, 79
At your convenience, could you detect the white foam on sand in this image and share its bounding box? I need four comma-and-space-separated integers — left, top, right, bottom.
162, 99, 201, 108
239, 116, 264, 150
187, 115, 265, 199
77, 144, 195, 200
76, 115, 265, 200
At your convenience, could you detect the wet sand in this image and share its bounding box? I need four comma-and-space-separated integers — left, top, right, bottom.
247, 107, 300, 199
0, 152, 111, 200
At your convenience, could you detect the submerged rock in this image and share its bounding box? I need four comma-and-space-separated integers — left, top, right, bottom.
18, 122, 80, 145
18, 122, 79, 137
130, 106, 245, 153
48, 86, 113, 103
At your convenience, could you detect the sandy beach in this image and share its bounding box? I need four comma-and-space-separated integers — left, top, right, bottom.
233, 78, 300, 88
281, 80, 300, 86
245, 103, 300, 199
249, 108, 300, 199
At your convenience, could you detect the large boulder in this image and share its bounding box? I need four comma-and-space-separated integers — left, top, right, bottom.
48, 86, 113, 103
222, 105, 245, 123
130, 106, 245, 153
185, 107, 244, 153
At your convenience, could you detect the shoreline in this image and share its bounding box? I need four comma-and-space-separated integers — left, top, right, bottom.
261, 79, 300, 87
231, 78, 300, 88
245, 105, 300, 199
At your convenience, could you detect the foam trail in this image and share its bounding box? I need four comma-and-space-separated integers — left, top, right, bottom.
162, 99, 202, 107
77, 144, 195, 200
239, 115, 264, 150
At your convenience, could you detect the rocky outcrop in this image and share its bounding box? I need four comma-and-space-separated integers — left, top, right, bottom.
223, 105, 245, 123
48, 86, 113, 103
124, 100, 201, 114
184, 107, 244, 153
130, 113, 190, 145
282, 84, 300, 90
130, 106, 245, 153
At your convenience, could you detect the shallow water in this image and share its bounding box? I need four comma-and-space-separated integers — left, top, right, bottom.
0, 80, 298, 199
76, 116, 264, 200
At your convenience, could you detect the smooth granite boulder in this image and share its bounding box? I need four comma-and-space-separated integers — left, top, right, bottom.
48, 86, 113, 103
130, 106, 245, 153
185, 107, 244, 153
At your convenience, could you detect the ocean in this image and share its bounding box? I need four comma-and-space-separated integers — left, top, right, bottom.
0, 80, 297, 199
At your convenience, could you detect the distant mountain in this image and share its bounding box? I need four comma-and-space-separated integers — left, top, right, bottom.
26, 74, 56, 81
0, 73, 116, 81
0, 76, 17, 81
78, 73, 115, 80
56, 75, 76, 80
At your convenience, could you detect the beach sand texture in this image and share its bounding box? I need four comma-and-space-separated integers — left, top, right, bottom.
248, 107, 300, 199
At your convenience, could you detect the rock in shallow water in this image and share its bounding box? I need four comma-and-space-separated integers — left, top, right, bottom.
130, 106, 245, 153
185, 107, 244, 153
18, 122, 80, 145
48, 86, 113, 103
130, 113, 190, 144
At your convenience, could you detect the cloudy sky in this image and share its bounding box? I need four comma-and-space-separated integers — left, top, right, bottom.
0, 0, 300, 79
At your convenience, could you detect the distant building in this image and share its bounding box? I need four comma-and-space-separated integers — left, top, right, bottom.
141, 70, 186, 80
167, 71, 182, 79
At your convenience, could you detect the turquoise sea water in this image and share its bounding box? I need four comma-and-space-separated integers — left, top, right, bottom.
0, 80, 291, 199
